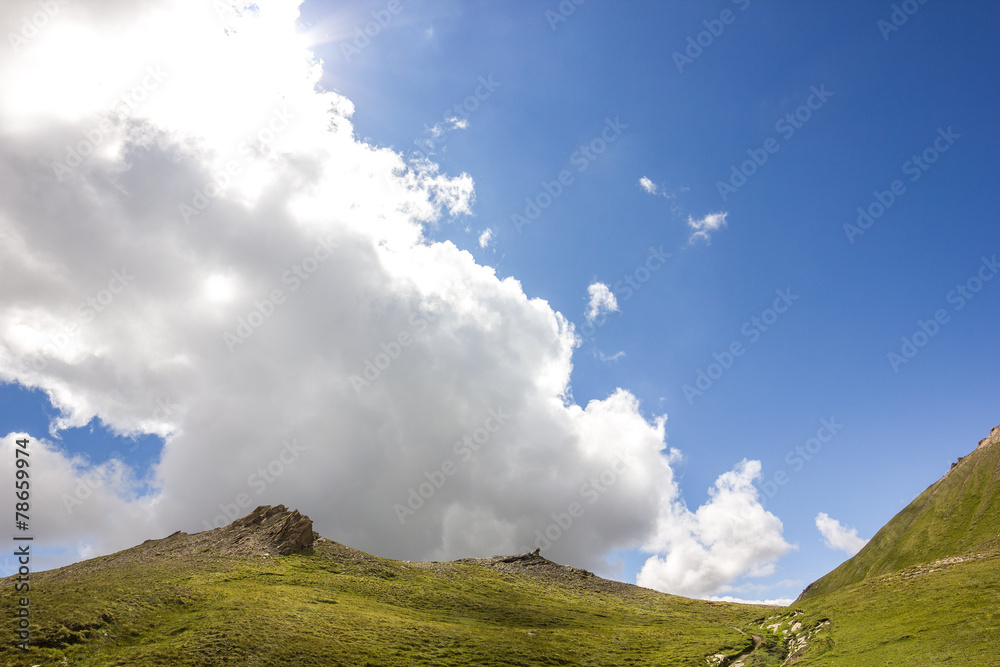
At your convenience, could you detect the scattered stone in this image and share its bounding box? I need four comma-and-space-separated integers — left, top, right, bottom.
454, 550, 639, 597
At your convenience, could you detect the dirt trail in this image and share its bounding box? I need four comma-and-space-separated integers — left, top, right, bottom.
722, 627, 763, 666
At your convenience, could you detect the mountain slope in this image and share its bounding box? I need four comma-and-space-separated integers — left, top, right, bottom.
798, 424, 1000, 602
749, 545, 1000, 665
1, 505, 780, 667
4, 423, 999, 666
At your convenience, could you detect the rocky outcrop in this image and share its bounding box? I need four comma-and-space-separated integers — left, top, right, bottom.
82, 505, 334, 571
447, 550, 658, 598
978, 424, 1000, 450
952, 423, 999, 469
219, 505, 316, 555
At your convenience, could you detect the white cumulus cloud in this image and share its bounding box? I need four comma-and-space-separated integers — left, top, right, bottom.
637, 460, 794, 598
0, 0, 793, 597
709, 595, 794, 606
815, 512, 868, 556
478, 228, 494, 248
639, 176, 658, 195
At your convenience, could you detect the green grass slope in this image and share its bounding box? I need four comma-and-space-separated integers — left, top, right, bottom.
5, 423, 999, 666
1, 532, 781, 667
774, 547, 1000, 665
798, 425, 1000, 602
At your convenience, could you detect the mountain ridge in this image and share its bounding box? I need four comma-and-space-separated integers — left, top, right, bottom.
1, 506, 780, 666
3, 421, 1000, 665
797, 422, 1000, 602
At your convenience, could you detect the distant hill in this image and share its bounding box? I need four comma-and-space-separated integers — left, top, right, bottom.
798, 423, 1000, 602
0, 505, 786, 666
3, 424, 1000, 666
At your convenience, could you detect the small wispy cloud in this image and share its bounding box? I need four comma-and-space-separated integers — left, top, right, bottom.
596, 350, 625, 362
687, 211, 728, 244
427, 115, 468, 139
815, 512, 868, 556
416, 116, 470, 155
639, 177, 686, 200
478, 228, 494, 249
585, 282, 619, 323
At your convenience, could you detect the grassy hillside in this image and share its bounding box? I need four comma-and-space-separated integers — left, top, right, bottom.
798, 426, 1000, 601
767, 547, 1000, 665
3, 424, 999, 666
1, 531, 783, 667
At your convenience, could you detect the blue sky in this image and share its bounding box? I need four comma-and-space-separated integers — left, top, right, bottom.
299, 0, 1000, 594
0, 0, 997, 603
